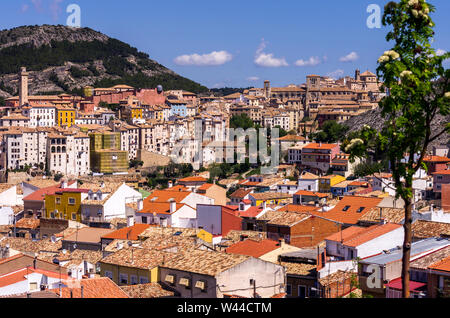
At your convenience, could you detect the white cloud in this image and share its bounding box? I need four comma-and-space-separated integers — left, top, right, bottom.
50, 0, 63, 21
327, 69, 345, 79
254, 39, 288, 67
31, 0, 43, 12
295, 56, 321, 67
174, 51, 233, 66
247, 76, 260, 81
21, 4, 30, 12
340, 52, 359, 63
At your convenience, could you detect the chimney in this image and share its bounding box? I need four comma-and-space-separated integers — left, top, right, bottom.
169, 199, 176, 213
127, 216, 135, 227
262, 201, 267, 210
168, 181, 173, 188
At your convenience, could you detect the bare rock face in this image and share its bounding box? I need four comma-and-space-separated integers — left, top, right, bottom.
345, 107, 450, 149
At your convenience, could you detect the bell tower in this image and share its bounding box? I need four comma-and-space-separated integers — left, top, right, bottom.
19, 67, 29, 106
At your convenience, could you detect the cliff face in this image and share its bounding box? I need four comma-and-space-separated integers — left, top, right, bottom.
345, 108, 450, 149
0, 25, 208, 97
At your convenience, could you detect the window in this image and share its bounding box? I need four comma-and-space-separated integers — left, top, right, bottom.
69, 198, 76, 205
141, 216, 147, 224
119, 273, 128, 285
298, 286, 307, 298
342, 206, 350, 212
56, 198, 61, 205
286, 284, 292, 296
71, 213, 77, 220
130, 275, 138, 285
165, 274, 175, 285
29, 282, 38, 291
105, 271, 113, 280
180, 277, 191, 289
139, 277, 149, 284
357, 207, 365, 213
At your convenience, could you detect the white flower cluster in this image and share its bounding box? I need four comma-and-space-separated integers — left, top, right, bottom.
363, 124, 371, 130
407, 0, 432, 25
345, 139, 364, 153
400, 70, 413, 78
378, 50, 400, 64
444, 92, 450, 99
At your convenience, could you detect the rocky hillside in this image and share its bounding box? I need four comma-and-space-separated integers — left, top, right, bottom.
345, 108, 450, 149
0, 25, 208, 98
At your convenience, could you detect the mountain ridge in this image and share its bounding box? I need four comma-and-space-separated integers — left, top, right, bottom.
0, 25, 208, 97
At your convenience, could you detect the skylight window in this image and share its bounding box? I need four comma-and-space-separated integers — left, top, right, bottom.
342, 206, 350, 212
357, 207, 365, 213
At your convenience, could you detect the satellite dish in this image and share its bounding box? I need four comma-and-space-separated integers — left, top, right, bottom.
157, 85, 163, 93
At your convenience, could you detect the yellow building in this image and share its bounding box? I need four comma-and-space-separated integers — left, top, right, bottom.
44, 189, 88, 222
99, 248, 163, 285
56, 106, 76, 128
319, 175, 347, 193
89, 132, 128, 173
130, 106, 143, 120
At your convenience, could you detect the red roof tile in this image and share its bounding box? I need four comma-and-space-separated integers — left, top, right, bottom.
385, 278, 426, 292
310, 196, 383, 225
101, 224, 150, 240
325, 223, 402, 247
226, 239, 280, 258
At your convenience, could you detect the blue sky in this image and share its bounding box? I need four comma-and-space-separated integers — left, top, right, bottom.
2, 0, 450, 88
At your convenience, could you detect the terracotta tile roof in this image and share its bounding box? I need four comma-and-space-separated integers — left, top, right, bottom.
278, 135, 307, 142
249, 192, 292, 201
120, 283, 174, 298
357, 207, 404, 224
100, 247, 175, 270
410, 246, 450, 270
145, 189, 191, 204
428, 254, 450, 272
423, 155, 450, 163
178, 176, 207, 183
22, 182, 76, 202
0, 237, 61, 254
13, 218, 40, 230
325, 223, 402, 247
52, 277, 129, 298
225, 239, 280, 258
198, 183, 214, 191
220, 231, 267, 247
0, 267, 70, 288
303, 143, 339, 150
259, 210, 311, 227
299, 172, 319, 180
280, 261, 316, 276
138, 202, 186, 215
294, 190, 328, 198
412, 220, 450, 240
310, 196, 383, 225
433, 169, 450, 175
0, 184, 14, 193
62, 227, 114, 243
319, 270, 357, 286
160, 249, 250, 277
277, 204, 320, 213
101, 224, 151, 241
229, 189, 252, 200
236, 206, 263, 218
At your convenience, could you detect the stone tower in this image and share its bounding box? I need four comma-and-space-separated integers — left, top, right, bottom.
19, 67, 29, 106
355, 69, 361, 81
264, 80, 271, 100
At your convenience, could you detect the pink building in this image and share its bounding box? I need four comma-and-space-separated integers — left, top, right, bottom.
433, 170, 450, 196
301, 143, 341, 173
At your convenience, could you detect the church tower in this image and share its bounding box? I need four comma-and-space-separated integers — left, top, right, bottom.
19, 67, 29, 106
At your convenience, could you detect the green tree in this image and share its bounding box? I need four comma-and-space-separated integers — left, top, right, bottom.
313, 121, 349, 143
230, 114, 254, 130
346, 0, 450, 298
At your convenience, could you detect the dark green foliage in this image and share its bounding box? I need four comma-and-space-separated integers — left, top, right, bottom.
69, 66, 91, 78
54, 173, 63, 182
93, 72, 208, 94
313, 121, 349, 143
210, 87, 252, 96
0, 96, 4, 106
230, 114, 254, 130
